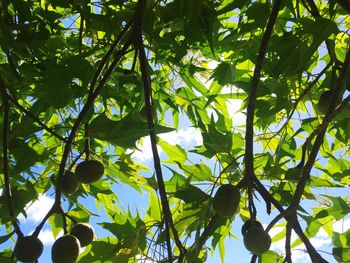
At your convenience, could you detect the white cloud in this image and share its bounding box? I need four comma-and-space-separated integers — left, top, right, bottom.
27, 228, 63, 246
226, 99, 246, 126
19, 194, 54, 223
136, 255, 157, 262
130, 127, 202, 162
37, 229, 57, 246
129, 136, 162, 162
333, 218, 350, 233
159, 127, 202, 146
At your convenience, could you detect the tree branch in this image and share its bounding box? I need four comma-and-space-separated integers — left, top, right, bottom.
289, 47, 350, 212
244, 0, 283, 218
189, 214, 220, 256
135, 2, 186, 260
334, 0, 350, 14
284, 222, 292, 263
253, 179, 328, 262
299, 93, 350, 166
304, 0, 321, 16
0, 76, 23, 239
32, 0, 143, 237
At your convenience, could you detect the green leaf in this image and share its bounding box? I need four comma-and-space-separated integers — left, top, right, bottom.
158, 138, 187, 164
218, 235, 225, 263
176, 162, 213, 181
333, 247, 350, 263
211, 62, 237, 86
0, 233, 14, 245
48, 213, 64, 238
88, 113, 174, 148
201, 117, 233, 157
258, 250, 280, 263
78, 237, 119, 262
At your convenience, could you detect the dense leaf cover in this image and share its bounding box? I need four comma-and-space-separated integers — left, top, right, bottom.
0, 0, 350, 262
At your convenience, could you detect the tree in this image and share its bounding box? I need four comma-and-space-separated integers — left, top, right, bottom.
0, 0, 349, 262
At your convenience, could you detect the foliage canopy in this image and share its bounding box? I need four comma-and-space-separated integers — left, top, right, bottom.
1, 0, 350, 262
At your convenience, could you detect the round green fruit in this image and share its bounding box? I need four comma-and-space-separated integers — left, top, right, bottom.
75, 160, 104, 184
52, 235, 80, 263
14, 236, 43, 262
317, 89, 341, 115
317, 90, 333, 114
241, 219, 263, 235
62, 170, 79, 194
70, 223, 94, 247
243, 226, 271, 255
213, 184, 240, 217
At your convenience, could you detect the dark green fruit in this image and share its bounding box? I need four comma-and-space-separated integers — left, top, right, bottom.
317, 90, 332, 114
213, 184, 240, 217
62, 170, 79, 194
75, 160, 104, 184
317, 90, 341, 115
52, 235, 80, 263
14, 236, 43, 262
241, 219, 263, 235
243, 226, 271, 255
70, 223, 94, 247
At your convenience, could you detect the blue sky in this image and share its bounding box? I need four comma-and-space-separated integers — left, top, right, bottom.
3, 107, 347, 263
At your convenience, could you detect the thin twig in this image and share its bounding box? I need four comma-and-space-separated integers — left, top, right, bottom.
6, 93, 67, 142
299, 93, 350, 166
270, 61, 332, 143
250, 254, 258, 263
84, 124, 90, 160
190, 214, 220, 255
